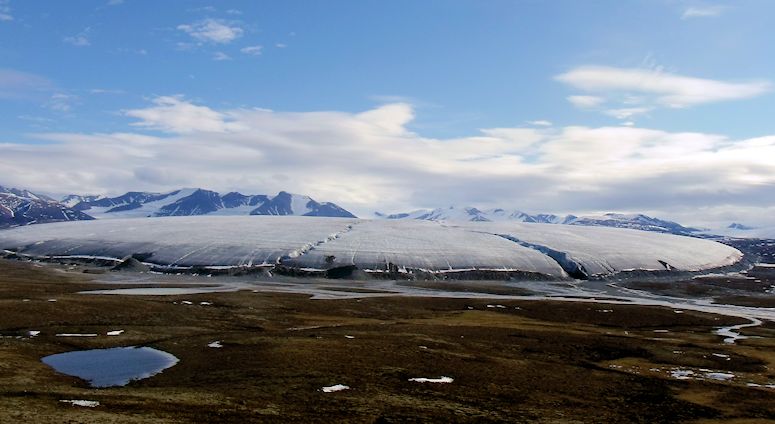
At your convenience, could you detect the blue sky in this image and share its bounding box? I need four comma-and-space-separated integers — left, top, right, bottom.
1, 1, 774, 226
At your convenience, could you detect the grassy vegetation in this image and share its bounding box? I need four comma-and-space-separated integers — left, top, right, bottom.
0, 259, 773, 423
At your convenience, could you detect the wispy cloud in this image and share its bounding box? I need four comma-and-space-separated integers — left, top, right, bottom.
0, 0, 12, 21
113, 47, 147, 55
64, 28, 92, 47
557, 65, 771, 122
18, 114, 55, 126
212, 51, 231, 61
188, 6, 216, 13
558, 66, 770, 108
0, 68, 53, 99
177, 19, 243, 44
603, 107, 652, 120
526, 120, 552, 127
240, 45, 263, 56
89, 88, 125, 95
682, 5, 727, 19
45, 92, 78, 112
567, 95, 605, 109
1, 69, 80, 112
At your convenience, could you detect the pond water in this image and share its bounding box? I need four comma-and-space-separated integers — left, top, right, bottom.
41, 346, 178, 387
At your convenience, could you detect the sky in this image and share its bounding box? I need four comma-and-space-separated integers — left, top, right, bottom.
1, 0, 774, 227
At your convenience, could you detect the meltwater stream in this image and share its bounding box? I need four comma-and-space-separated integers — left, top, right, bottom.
82, 272, 775, 345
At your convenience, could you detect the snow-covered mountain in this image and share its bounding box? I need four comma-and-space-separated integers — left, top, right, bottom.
377, 206, 699, 235
60, 194, 105, 208
69, 189, 357, 219
702, 223, 775, 239
566, 213, 700, 234
376, 206, 574, 224
0, 186, 94, 228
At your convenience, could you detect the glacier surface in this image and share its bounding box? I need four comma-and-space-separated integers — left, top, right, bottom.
0, 216, 742, 278
454, 222, 742, 276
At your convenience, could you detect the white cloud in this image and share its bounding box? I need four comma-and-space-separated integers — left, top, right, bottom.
527, 120, 552, 127
567, 95, 605, 109
275, 43, 287, 48
557, 66, 770, 108
559, 65, 771, 124
682, 5, 727, 19
240, 45, 263, 56
603, 107, 651, 120
212, 51, 231, 61
123, 95, 244, 133
4, 97, 775, 226
177, 19, 243, 44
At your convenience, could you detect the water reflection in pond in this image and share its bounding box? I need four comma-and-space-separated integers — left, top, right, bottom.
42, 346, 178, 387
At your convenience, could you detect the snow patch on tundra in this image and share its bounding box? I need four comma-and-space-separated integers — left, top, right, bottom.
321, 384, 349, 393
409, 376, 454, 383
60, 399, 100, 407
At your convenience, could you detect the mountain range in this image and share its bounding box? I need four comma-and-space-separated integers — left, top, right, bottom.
376, 206, 700, 235
0, 184, 755, 237
69, 188, 356, 219
0, 185, 94, 228
0, 186, 355, 228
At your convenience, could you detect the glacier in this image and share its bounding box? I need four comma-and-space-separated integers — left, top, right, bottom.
0, 216, 742, 279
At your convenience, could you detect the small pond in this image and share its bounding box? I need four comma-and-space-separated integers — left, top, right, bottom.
42, 346, 178, 387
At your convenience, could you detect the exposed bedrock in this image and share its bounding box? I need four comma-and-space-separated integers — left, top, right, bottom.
0, 216, 742, 279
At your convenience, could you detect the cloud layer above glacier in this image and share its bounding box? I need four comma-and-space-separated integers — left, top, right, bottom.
2, 95, 774, 227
